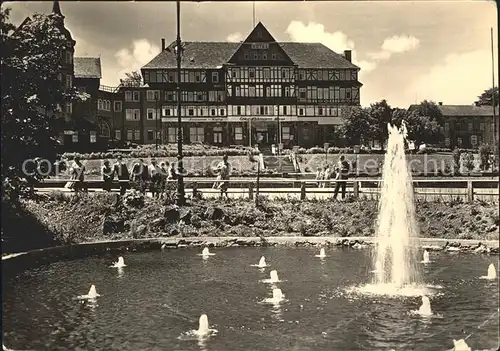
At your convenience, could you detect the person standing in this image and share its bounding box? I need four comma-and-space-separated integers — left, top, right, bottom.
114, 155, 130, 196
102, 160, 114, 192
333, 155, 350, 200
148, 159, 161, 198
213, 154, 231, 198
69, 156, 87, 193
131, 159, 149, 194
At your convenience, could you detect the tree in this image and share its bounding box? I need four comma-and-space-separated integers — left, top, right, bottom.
1, 8, 80, 193
367, 99, 392, 149
390, 108, 442, 149
474, 87, 499, 107
340, 106, 371, 146
120, 71, 143, 87
411, 100, 444, 126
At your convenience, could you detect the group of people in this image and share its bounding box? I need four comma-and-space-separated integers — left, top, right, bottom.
102, 156, 177, 197
315, 155, 351, 200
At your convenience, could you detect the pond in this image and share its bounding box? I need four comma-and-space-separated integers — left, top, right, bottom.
2, 247, 498, 351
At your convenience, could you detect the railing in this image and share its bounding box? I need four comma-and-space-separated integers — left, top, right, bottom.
37, 178, 499, 203
98, 85, 119, 93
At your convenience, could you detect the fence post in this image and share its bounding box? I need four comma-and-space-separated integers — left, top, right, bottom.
353, 180, 359, 198
300, 182, 306, 200
248, 182, 254, 200
467, 180, 474, 203
192, 182, 197, 198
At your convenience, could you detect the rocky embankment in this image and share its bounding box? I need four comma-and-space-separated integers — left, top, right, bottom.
10, 191, 497, 252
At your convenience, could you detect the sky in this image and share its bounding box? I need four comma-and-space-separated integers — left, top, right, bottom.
5, 0, 498, 108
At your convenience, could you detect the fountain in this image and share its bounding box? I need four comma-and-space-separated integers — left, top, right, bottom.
315, 248, 327, 258
452, 338, 471, 351
370, 122, 422, 292
251, 256, 268, 268
422, 250, 430, 264
199, 248, 215, 257
196, 314, 210, 337
483, 263, 497, 280
272, 288, 284, 302
417, 296, 432, 316
77, 284, 100, 300
111, 256, 126, 268
269, 270, 279, 283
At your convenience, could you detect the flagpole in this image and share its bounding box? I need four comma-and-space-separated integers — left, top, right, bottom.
491, 27, 497, 149
252, 2, 255, 28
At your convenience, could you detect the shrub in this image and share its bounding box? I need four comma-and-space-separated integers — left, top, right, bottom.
463, 152, 475, 172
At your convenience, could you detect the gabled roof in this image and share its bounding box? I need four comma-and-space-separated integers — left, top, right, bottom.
74, 57, 102, 79
142, 41, 359, 70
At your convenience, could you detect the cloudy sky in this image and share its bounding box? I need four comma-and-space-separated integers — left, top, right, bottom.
5, 1, 497, 108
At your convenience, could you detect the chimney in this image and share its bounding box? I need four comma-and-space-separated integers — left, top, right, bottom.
161, 38, 165, 51
344, 50, 352, 62
438, 101, 443, 105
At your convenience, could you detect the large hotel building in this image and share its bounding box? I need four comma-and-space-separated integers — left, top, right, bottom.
22, 2, 496, 151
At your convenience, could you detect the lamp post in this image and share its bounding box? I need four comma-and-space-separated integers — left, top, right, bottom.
175, 0, 185, 205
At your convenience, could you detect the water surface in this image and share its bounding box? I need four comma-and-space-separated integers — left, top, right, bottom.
2, 247, 499, 351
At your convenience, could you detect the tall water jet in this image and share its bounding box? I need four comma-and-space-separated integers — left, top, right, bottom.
373, 122, 421, 287
197, 314, 210, 336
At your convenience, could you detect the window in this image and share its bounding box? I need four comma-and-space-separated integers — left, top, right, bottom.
114, 101, 122, 112
126, 109, 140, 120
125, 91, 140, 102
72, 133, 78, 143
188, 108, 194, 116
147, 90, 160, 101
90, 131, 97, 143
65, 51, 72, 64
147, 130, 154, 141
271, 53, 277, 60
213, 127, 223, 144
78, 86, 86, 93
167, 127, 178, 143
147, 108, 158, 120
212, 72, 219, 83
134, 130, 140, 141
244, 53, 249, 59
282, 126, 290, 140
115, 129, 121, 140
100, 122, 110, 137
127, 130, 133, 140
211, 108, 217, 116
98, 99, 103, 110
298, 108, 304, 116
189, 127, 204, 143
234, 127, 243, 141
66, 74, 72, 89
219, 108, 225, 116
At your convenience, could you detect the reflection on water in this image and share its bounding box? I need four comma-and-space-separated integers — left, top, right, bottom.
2, 248, 499, 351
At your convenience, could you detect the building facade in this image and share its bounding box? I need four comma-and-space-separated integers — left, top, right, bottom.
436, 104, 496, 149
132, 22, 362, 148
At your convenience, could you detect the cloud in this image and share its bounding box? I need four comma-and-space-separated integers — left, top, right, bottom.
227, 32, 243, 42
368, 35, 420, 61
402, 50, 492, 106
114, 39, 160, 79
285, 21, 376, 75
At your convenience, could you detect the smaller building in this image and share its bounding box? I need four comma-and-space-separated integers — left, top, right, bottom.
437, 104, 495, 149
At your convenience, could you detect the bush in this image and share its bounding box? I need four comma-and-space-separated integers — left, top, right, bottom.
463, 152, 475, 172
452, 148, 462, 172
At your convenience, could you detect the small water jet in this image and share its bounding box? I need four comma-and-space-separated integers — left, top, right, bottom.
452, 338, 471, 351
271, 288, 284, 302
417, 296, 432, 316
198, 248, 215, 258
421, 250, 430, 264
481, 263, 497, 280
262, 270, 281, 284
315, 248, 327, 258
251, 256, 269, 268
77, 284, 100, 300
111, 256, 126, 268
196, 314, 210, 337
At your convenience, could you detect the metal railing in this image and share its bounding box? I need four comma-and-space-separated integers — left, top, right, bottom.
98, 85, 119, 93
37, 178, 499, 203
